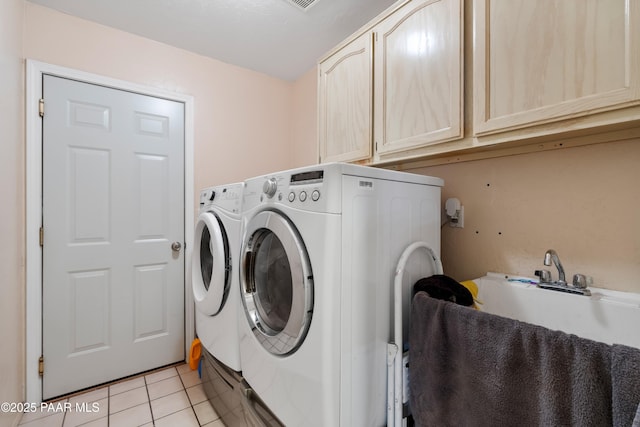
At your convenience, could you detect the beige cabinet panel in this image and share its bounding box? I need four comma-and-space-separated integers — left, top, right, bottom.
318, 32, 373, 163
474, 0, 640, 136
374, 0, 463, 156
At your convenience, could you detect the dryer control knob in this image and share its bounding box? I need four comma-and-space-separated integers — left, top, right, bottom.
263, 178, 278, 198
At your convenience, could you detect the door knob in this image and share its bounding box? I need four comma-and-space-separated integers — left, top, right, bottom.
171, 241, 182, 252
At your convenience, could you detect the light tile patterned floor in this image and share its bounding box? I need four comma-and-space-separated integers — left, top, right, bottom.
18, 363, 226, 427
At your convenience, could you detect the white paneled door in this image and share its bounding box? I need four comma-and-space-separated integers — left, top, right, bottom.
42, 75, 185, 399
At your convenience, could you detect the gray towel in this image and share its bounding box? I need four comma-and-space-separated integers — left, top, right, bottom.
612, 344, 640, 427
409, 293, 612, 427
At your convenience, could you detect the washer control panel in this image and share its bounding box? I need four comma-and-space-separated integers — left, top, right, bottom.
286, 189, 322, 203
200, 185, 243, 213
257, 169, 327, 211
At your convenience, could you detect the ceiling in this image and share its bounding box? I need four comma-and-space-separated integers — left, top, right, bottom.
27, 0, 399, 81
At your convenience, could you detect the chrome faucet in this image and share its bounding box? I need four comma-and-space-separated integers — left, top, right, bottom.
543, 249, 566, 285
534, 249, 591, 296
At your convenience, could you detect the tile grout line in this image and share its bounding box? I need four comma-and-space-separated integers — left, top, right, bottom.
146, 366, 199, 426
181, 367, 202, 426
143, 373, 154, 427
61, 398, 67, 427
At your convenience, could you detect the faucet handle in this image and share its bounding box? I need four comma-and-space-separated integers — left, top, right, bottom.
535, 269, 551, 283
573, 274, 588, 289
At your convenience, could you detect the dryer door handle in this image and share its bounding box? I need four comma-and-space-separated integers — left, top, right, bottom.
244, 251, 256, 293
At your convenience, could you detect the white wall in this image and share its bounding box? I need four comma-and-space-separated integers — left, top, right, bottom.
23, 2, 299, 196
411, 139, 640, 293
0, 0, 25, 425
291, 67, 318, 167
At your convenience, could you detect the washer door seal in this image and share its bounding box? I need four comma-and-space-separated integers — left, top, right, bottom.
240, 209, 313, 356
192, 210, 231, 316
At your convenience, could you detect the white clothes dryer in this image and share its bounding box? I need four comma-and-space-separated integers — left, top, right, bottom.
238, 163, 443, 426
193, 183, 244, 371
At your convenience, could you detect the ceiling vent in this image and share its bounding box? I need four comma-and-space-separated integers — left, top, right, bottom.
284, 0, 319, 11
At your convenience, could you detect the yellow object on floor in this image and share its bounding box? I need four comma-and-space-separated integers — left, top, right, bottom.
189, 338, 201, 370
460, 280, 483, 309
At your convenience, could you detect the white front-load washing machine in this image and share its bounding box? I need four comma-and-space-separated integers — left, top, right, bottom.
193, 183, 244, 372
238, 163, 444, 426
194, 182, 285, 427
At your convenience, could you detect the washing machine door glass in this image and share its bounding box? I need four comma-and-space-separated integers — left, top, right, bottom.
241, 210, 313, 356
192, 210, 231, 316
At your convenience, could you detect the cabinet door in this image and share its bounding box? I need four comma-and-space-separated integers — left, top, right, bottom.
474, 0, 640, 136
374, 0, 463, 156
318, 32, 373, 163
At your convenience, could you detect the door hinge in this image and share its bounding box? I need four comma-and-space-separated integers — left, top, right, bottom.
38, 355, 44, 377
39, 99, 44, 117
39, 226, 44, 247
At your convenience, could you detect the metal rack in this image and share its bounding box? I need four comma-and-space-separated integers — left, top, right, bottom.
387, 242, 443, 427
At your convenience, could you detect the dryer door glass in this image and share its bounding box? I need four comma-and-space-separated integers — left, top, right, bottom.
200, 226, 213, 291
241, 210, 313, 356
192, 211, 231, 316
252, 231, 292, 332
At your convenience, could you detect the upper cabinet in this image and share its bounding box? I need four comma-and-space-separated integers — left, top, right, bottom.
373, 0, 463, 158
318, 32, 373, 163
318, 0, 463, 164
319, 0, 640, 166
473, 0, 640, 137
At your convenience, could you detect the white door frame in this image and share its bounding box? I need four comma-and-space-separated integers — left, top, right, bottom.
25, 59, 195, 402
